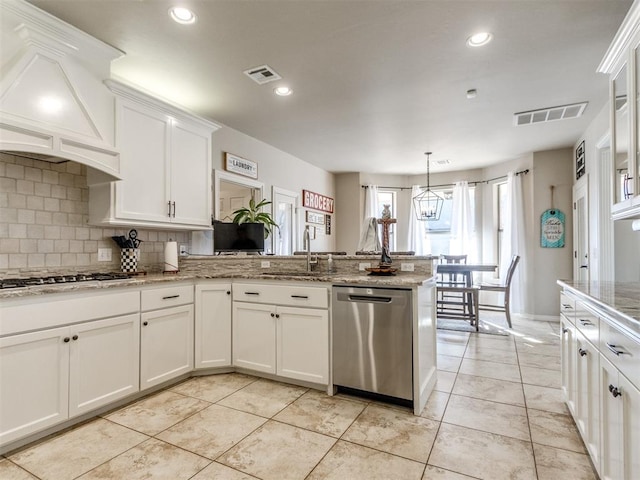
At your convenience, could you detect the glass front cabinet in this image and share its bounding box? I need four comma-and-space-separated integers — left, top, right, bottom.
599, 6, 640, 220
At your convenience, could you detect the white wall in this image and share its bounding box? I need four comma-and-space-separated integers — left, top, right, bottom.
211, 126, 335, 252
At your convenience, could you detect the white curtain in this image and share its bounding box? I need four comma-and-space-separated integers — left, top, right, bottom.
357, 185, 381, 251
499, 172, 527, 314
408, 185, 428, 254
449, 181, 475, 261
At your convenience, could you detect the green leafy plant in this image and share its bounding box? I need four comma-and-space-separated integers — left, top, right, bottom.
232, 198, 278, 238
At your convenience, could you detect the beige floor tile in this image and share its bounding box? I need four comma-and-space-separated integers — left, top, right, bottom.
528, 410, 586, 453
420, 390, 450, 421
429, 423, 536, 480
523, 384, 568, 414
342, 404, 439, 463
437, 354, 462, 372
422, 465, 479, 479
463, 345, 519, 365
0, 459, 39, 479
517, 352, 561, 370
8, 418, 147, 480
437, 331, 470, 345
452, 373, 525, 406
105, 390, 210, 435
217, 378, 307, 417
156, 404, 267, 459
217, 421, 335, 480
435, 370, 457, 393
76, 438, 210, 479
273, 389, 365, 437
458, 358, 521, 382
516, 342, 560, 357
520, 366, 561, 388
442, 394, 530, 441
191, 462, 259, 479
437, 342, 467, 357
533, 444, 597, 480
307, 440, 425, 480
171, 373, 257, 403
467, 336, 516, 352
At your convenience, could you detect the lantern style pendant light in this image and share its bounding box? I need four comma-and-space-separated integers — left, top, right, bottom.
413, 152, 444, 221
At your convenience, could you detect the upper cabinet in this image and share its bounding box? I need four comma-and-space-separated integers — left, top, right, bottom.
599, 3, 640, 220
88, 81, 220, 230
0, 0, 121, 179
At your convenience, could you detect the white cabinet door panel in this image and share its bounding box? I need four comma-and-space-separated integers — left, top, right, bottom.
195, 284, 232, 369
620, 373, 640, 480
600, 354, 623, 480
232, 302, 276, 374
575, 331, 599, 470
0, 327, 69, 446
560, 316, 576, 415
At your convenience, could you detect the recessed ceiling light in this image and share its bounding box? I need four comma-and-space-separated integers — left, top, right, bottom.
467, 32, 492, 47
274, 86, 292, 96
169, 7, 197, 24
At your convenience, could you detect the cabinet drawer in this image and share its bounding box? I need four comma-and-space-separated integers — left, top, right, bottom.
233, 283, 328, 309
574, 301, 599, 346
600, 319, 640, 389
141, 284, 193, 311
560, 292, 575, 318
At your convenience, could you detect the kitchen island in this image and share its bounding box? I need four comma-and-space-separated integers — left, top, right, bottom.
0, 255, 437, 454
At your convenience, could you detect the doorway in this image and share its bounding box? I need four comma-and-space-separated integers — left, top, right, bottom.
573, 175, 589, 282
272, 187, 299, 255
213, 170, 264, 221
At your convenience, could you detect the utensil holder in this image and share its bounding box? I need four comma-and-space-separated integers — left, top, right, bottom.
120, 248, 139, 273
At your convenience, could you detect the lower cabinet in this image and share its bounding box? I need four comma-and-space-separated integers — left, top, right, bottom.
560, 315, 577, 415
574, 330, 600, 469
233, 302, 276, 374
194, 283, 232, 369
0, 313, 140, 447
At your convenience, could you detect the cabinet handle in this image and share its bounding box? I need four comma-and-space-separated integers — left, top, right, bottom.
143, 321, 148, 326
578, 319, 593, 326
609, 384, 622, 398
579, 348, 587, 357
63, 337, 70, 343
562, 328, 569, 334
270, 313, 275, 317
226, 291, 231, 295
606, 342, 625, 356
168, 201, 172, 217
162, 295, 180, 300
562, 304, 572, 309
276, 313, 280, 318
291, 295, 309, 299
244, 291, 260, 296
172, 201, 176, 218
72, 335, 78, 341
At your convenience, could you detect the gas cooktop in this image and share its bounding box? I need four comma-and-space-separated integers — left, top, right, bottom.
0, 272, 132, 289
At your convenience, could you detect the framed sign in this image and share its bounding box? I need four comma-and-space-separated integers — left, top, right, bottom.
306, 211, 325, 225
325, 214, 332, 235
576, 141, 585, 180
541, 209, 565, 248
302, 189, 334, 213
225, 152, 258, 179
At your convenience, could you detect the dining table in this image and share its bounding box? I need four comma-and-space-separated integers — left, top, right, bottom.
436, 263, 498, 286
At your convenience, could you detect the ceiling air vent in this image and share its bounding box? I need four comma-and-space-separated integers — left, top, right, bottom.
243, 65, 282, 85
433, 159, 450, 166
514, 102, 588, 126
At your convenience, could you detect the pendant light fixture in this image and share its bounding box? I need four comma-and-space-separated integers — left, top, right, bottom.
413, 152, 444, 221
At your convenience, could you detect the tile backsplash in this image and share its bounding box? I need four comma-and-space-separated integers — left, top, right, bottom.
0, 153, 190, 276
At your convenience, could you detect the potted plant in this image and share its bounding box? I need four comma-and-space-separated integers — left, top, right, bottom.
232, 198, 278, 238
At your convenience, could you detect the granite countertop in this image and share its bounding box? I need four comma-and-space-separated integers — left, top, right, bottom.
0, 270, 433, 300
558, 280, 640, 339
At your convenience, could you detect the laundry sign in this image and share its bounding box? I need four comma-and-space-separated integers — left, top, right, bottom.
302, 189, 334, 213
540, 209, 565, 248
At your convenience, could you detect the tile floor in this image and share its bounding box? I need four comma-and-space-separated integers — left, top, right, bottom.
0, 317, 598, 480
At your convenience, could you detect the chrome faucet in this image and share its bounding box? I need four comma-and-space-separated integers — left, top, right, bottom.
303, 226, 318, 272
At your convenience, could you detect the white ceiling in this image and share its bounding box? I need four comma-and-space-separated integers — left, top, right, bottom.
28, 0, 632, 175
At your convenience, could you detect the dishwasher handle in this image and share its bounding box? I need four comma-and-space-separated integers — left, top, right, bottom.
347, 294, 392, 303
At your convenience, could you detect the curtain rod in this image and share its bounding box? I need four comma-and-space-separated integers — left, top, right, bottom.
361, 168, 530, 190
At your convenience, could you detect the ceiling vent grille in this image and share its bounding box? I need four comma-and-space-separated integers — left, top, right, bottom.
243, 65, 282, 85
433, 159, 450, 166
514, 102, 588, 126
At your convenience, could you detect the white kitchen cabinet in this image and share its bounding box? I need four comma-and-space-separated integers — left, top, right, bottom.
88, 80, 219, 230
0, 312, 140, 447
560, 315, 577, 416
233, 302, 277, 374
140, 304, 194, 390
195, 283, 232, 369
574, 330, 600, 470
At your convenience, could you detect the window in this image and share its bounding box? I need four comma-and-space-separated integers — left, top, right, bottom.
496, 181, 508, 274
376, 190, 396, 251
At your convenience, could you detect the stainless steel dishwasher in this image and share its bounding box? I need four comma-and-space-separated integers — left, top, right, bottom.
332, 286, 413, 403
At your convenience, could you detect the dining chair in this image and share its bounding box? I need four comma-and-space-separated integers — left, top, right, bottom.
477, 254, 520, 328
437, 254, 473, 322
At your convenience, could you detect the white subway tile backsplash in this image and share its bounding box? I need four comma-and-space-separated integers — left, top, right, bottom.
38, 239, 54, 253
42, 170, 59, 184
60, 226, 75, 239
54, 240, 69, 252
9, 224, 27, 238
0, 177, 17, 192
35, 211, 53, 225
69, 240, 84, 253
44, 197, 60, 211
51, 185, 66, 199
17, 209, 35, 224
45, 253, 61, 267
1, 207, 18, 223
27, 224, 44, 239
1, 238, 19, 253
53, 212, 68, 225
60, 200, 75, 213
16, 180, 34, 195
61, 253, 76, 266
6, 164, 24, 179
44, 225, 61, 239
0, 254, 8, 269
24, 167, 42, 182
27, 253, 44, 268
9, 253, 27, 268
34, 182, 51, 197
20, 239, 37, 253
27, 196, 44, 210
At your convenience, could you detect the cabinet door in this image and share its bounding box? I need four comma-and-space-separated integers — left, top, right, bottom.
195, 284, 232, 369
0, 327, 70, 447
575, 331, 600, 469
115, 100, 171, 223
169, 120, 211, 227
232, 302, 276, 374
620, 373, 640, 480
277, 306, 328, 384
68, 314, 140, 417
140, 305, 194, 390
560, 316, 577, 415
600, 354, 623, 480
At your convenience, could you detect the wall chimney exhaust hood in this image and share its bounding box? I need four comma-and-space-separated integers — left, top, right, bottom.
0, 0, 123, 181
